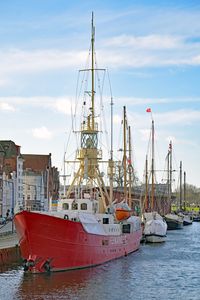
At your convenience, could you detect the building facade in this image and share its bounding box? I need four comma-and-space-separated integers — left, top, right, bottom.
0, 141, 60, 217
0, 140, 23, 218
22, 153, 59, 211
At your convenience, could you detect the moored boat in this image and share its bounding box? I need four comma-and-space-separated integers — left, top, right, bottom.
164, 213, 183, 230
193, 214, 200, 222
115, 208, 133, 221
14, 14, 142, 273
178, 212, 193, 226
142, 118, 167, 243
143, 212, 167, 243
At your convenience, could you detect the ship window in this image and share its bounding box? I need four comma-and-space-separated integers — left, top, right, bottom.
62, 203, 69, 210
81, 203, 87, 210
103, 218, 109, 224
122, 224, 131, 233
72, 201, 78, 210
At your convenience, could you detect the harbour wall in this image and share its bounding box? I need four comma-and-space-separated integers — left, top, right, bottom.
0, 245, 21, 266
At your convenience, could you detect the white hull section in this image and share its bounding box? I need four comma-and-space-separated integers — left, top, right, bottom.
145, 234, 167, 243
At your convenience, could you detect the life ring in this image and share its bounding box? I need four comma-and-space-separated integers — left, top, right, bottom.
64, 214, 69, 220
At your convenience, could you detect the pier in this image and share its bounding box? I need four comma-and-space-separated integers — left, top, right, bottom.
0, 221, 20, 266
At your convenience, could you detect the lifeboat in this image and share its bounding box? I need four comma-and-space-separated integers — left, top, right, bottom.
115, 208, 133, 221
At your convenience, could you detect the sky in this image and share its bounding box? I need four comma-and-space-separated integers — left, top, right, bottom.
0, 0, 200, 188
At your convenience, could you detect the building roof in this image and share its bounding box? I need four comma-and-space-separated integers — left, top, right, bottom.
0, 140, 20, 158
22, 154, 51, 172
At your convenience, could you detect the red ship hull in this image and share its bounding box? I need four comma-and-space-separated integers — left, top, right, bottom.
14, 211, 142, 273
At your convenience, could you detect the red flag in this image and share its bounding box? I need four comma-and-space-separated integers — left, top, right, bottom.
127, 158, 131, 165
146, 108, 151, 113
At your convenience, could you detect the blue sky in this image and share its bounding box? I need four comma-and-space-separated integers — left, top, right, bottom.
0, 0, 200, 188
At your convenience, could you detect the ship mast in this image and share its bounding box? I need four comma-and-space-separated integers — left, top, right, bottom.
128, 126, 132, 208
151, 120, 155, 210
109, 95, 114, 204
91, 12, 95, 130
179, 160, 182, 211
145, 155, 148, 211
183, 171, 186, 211
66, 13, 110, 210
167, 141, 172, 208
123, 106, 127, 202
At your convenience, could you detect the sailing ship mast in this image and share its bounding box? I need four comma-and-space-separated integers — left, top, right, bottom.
144, 155, 149, 211
123, 106, 127, 201
167, 141, 172, 211
183, 171, 186, 211
128, 126, 132, 208
108, 95, 114, 205
66, 13, 110, 210
151, 120, 155, 210
179, 160, 182, 211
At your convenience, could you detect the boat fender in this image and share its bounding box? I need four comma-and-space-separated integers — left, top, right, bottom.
23, 259, 29, 271
64, 214, 69, 220
23, 258, 35, 271
43, 260, 51, 273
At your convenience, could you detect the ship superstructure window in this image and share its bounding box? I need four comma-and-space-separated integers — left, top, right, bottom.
122, 224, 131, 233
81, 203, 87, 210
62, 203, 69, 210
103, 218, 109, 224
81, 133, 98, 149
72, 201, 78, 210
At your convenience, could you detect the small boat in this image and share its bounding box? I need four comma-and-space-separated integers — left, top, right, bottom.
165, 213, 183, 230
143, 212, 167, 243
115, 208, 133, 221
192, 214, 200, 222
183, 215, 193, 225
142, 120, 167, 243
114, 202, 133, 221
178, 212, 193, 226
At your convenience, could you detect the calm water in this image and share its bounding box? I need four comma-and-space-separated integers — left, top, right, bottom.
1, 222, 200, 300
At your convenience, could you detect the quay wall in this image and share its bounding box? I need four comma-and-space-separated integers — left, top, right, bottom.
0, 223, 21, 266
0, 245, 21, 266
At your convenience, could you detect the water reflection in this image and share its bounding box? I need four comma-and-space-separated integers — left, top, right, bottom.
16, 267, 102, 300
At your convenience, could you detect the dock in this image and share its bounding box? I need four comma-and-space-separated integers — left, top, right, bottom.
0, 221, 20, 266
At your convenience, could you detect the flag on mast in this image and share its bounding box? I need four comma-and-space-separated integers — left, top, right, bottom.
146, 108, 151, 113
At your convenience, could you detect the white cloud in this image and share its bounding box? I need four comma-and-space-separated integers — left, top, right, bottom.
155, 109, 200, 125
0, 49, 88, 74
51, 98, 76, 115
113, 114, 122, 124
32, 126, 53, 140
105, 34, 183, 49
0, 102, 15, 111
0, 33, 200, 79
0, 96, 76, 115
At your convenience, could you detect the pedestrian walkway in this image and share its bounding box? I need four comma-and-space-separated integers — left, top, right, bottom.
0, 221, 18, 250
0, 233, 19, 249
0, 220, 15, 235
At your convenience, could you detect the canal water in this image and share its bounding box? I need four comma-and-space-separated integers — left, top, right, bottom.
0, 222, 199, 300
